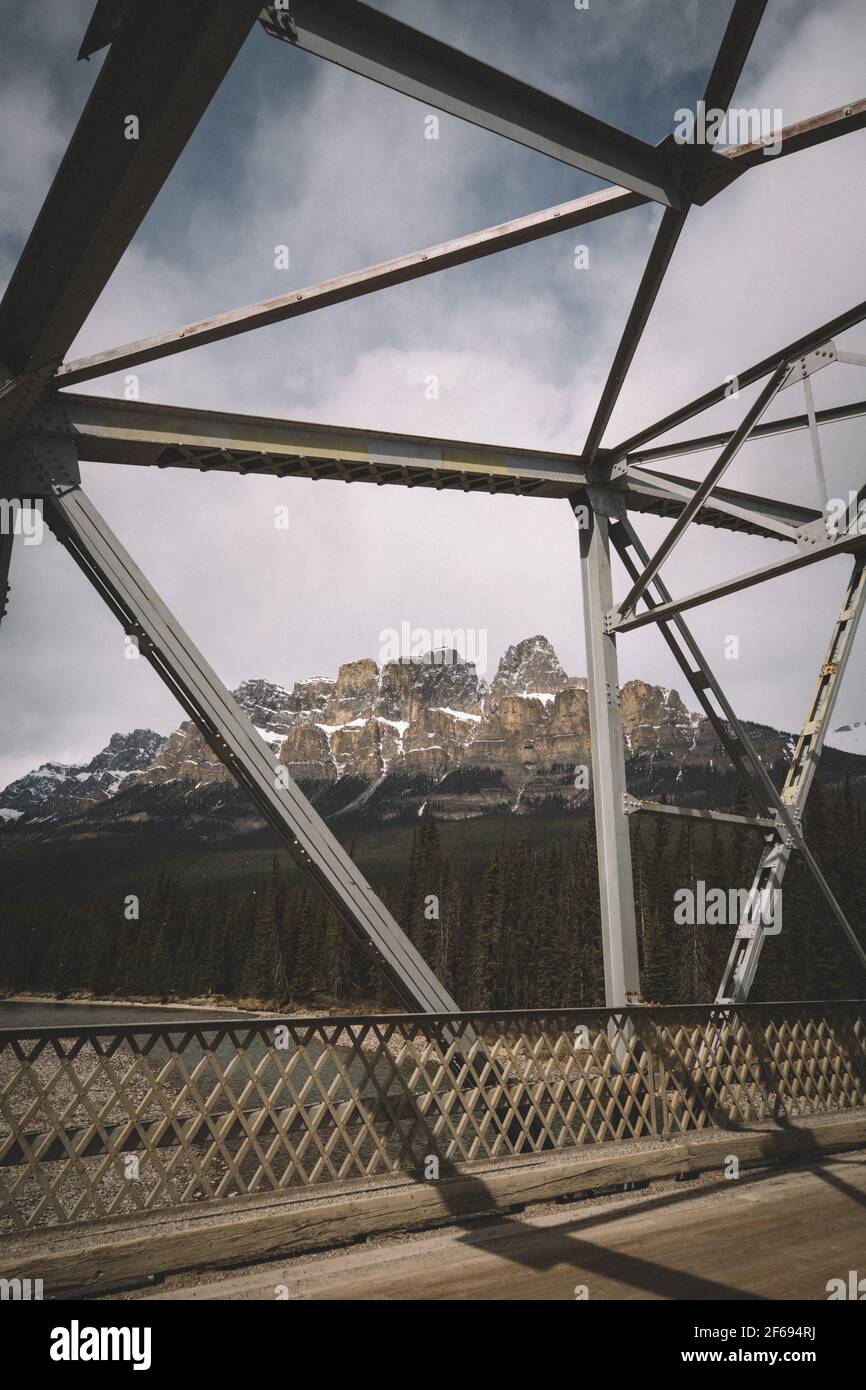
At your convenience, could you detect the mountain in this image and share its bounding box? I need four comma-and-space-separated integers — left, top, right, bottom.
0, 730, 165, 826
2, 636, 865, 836
827, 721, 866, 756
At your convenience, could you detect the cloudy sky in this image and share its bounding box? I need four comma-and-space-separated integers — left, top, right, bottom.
1, 0, 865, 786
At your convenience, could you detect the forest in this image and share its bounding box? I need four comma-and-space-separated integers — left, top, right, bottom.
1, 778, 864, 1011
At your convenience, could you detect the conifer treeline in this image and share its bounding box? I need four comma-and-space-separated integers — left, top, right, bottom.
1, 780, 864, 1009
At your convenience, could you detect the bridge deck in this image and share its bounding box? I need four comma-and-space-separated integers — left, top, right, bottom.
144, 1148, 866, 1302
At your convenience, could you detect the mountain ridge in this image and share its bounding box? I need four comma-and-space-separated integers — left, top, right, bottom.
2, 635, 864, 834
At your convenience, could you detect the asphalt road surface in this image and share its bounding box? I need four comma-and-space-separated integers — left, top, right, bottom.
146, 1150, 866, 1301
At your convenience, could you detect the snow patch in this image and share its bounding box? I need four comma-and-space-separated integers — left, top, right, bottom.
254, 725, 286, 749
376, 718, 410, 736
316, 717, 369, 737
827, 720, 866, 754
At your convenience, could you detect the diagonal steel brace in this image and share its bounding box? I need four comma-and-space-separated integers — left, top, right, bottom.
43, 484, 460, 1015
717, 555, 866, 1000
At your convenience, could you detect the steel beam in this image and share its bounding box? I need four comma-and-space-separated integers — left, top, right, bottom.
0, 530, 12, 630
720, 96, 866, 169
0, 0, 261, 383
718, 556, 866, 1001
624, 399, 866, 465
577, 494, 642, 1007
613, 511, 863, 985
802, 375, 829, 509
260, 0, 680, 206
78, 0, 132, 60
611, 301, 866, 461
50, 393, 592, 498
54, 88, 854, 394
614, 467, 820, 538
615, 363, 791, 618
624, 798, 776, 834
28, 392, 818, 537
611, 518, 866, 998
56, 185, 643, 387
624, 466, 802, 542
700, 0, 768, 113
42, 483, 459, 1015
614, 528, 866, 634
611, 517, 780, 820
580, 0, 766, 463
583, 206, 690, 464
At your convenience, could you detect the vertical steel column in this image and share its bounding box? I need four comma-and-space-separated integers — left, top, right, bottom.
577, 493, 643, 1006
0, 529, 11, 630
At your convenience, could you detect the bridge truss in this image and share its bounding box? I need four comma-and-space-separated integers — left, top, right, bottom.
1, 0, 865, 1010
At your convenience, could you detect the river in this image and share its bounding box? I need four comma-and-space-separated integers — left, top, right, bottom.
0, 999, 250, 1029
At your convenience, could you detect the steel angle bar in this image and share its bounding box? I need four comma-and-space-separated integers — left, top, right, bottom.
42, 485, 459, 1015
580, 1, 767, 463
700, 0, 768, 114
612, 517, 862, 983
718, 555, 866, 1000
260, 0, 679, 205
0, 530, 12, 630
624, 466, 802, 542
57, 84, 855, 393
837, 351, 866, 368
621, 470, 820, 536
0, 0, 262, 386
615, 363, 791, 619
610, 517, 784, 820
802, 375, 829, 509
618, 469, 820, 539
784, 558, 866, 809
718, 824, 866, 1004
582, 206, 690, 464
614, 529, 866, 634
611, 300, 866, 462
625, 798, 776, 833
611, 515, 866, 1002
624, 399, 866, 465
720, 96, 866, 169
78, 0, 132, 60
56, 186, 643, 387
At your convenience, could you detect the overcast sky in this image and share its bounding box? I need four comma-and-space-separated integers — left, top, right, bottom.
1, 0, 865, 786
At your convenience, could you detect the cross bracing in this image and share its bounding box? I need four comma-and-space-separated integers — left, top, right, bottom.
0, 1, 864, 1012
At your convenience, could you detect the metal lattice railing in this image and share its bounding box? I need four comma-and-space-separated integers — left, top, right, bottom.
1, 1001, 864, 1232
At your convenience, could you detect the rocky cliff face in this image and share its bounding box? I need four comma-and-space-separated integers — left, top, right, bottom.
0, 730, 164, 826
2, 636, 854, 834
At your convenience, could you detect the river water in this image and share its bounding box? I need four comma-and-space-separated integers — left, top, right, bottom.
0, 999, 419, 1114
0, 1000, 254, 1029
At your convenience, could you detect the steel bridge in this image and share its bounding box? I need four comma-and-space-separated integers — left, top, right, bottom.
2, 1, 866, 1014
